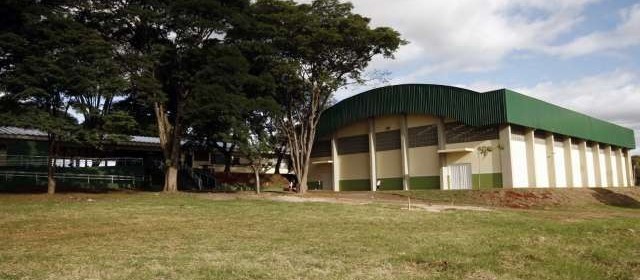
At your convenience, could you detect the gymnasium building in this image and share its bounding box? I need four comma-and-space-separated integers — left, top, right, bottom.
308, 84, 636, 191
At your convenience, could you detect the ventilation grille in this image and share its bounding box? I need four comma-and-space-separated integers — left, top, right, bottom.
375, 130, 401, 151
445, 123, 499, 144
408, 125, 438, 148
337, 135, 369, 155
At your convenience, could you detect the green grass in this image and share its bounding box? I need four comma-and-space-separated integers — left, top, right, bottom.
1, 192, 640, 279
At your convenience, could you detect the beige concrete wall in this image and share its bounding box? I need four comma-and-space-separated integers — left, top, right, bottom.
330, 119, 371, 182
375, 115, 402, 131
405, 113, 440, 179
336, 120, 368, 138
308, 156, 331, 184
406, 115, 438, 128
553, 142, 568, 188
598, 148, 608, 187
310, 112, 634, 191
571, 145, 583, 187
377, 150, 402, 178
308, 152, 333, 189
509, 135, 529, 188
308, 163, 333, 190
339, 153, 370, 180
408, 146, 439, 177
534, 138, 550, 188
374, 115, 403, 179
445, 140, 502, 174
586, 146, 596, 187
610, 149, 619, 187
619, 150, 628, 187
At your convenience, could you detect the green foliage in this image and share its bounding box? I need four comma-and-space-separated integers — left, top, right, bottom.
0, 0, 133, 146
0, 0, 402, 192
233, 0, 404, 191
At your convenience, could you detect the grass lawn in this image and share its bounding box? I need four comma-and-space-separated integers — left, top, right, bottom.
1, 191, 640, 279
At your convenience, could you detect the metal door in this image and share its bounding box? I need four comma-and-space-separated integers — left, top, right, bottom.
449, 164, 472, 190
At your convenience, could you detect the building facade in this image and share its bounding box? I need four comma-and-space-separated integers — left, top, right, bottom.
0, 127, 288, 191
308, 84, 636, 191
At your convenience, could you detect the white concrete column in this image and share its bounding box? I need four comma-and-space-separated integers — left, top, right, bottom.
330, 135, 340, 192
605, 145, 614, 187
499, 125, 514, 188
626, 150, 635, 186
616, 148, 625, 187
525, 129, 537, 187
578, 140, 589, 187
564, 137, 574, 188
400, 114, 410, 191
436, 117, 447, 190
546, 133, 557, 188
368, 117, 377, 192
593, 143, 602, 187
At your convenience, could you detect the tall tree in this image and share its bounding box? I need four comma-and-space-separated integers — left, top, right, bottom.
0, 0, 129, 194
98, 0, 251, 192
246, 0, 404, 193
186, 18, 278, 177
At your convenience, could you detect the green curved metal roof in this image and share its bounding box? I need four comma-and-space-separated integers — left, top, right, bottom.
317, 84, 635, 149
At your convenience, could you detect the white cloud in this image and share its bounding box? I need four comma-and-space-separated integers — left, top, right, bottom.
344, 0, 597, 74
300, 1, 640, 153
545, 3, 640, 57
513, 70, 640, 153
300, 0, 640, 74
457, 81, 505, 93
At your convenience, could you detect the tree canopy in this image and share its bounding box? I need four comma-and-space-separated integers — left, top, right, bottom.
0, 0, 403, 193
0, 0, 133, 193
238, 0, 404, 193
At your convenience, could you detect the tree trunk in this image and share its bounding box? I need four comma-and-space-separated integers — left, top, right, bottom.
298, 159, 310, 194
274, 149, 283, 174
154, 99, 183, 193
254, 168, 260, 194
47, 135, 56, 195
164, 166, 178, 192
224, 152, 232, 176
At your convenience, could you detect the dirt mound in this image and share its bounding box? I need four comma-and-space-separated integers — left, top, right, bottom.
447, 188, 640, 209
313, 187, 640, 209
478, 190, 562, 208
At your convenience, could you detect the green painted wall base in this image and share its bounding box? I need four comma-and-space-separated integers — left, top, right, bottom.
377, 177, 403, 190
409, 176, 440, 190
337, 173, 502, 191
339, 179, 371, 191
473, 173, 502, 189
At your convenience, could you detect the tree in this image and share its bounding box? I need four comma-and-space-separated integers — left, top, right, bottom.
242, 134, 274, 194
247, 0, 404, 193
0, 0, 129, 194
237, 103, 278, 194
183, 43, 274, 176
99, 0, 251, 192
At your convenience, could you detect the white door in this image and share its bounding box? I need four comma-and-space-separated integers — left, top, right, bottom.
449, 164, 472, 190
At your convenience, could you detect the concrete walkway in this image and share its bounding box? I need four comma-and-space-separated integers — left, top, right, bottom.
266, 193, 492, 213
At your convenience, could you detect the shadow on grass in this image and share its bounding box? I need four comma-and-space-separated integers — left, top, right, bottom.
0, 185, 140, 194
591, 188, 640, 208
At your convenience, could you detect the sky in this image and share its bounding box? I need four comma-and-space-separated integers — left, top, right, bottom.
316, 0, 640, 153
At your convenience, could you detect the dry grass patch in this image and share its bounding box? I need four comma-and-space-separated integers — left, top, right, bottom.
0, 192, 639, 279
